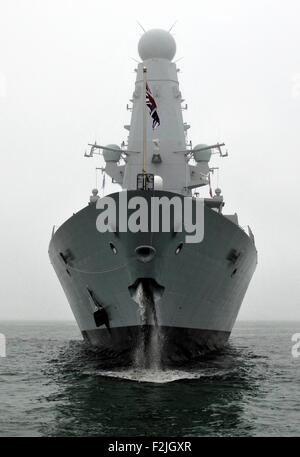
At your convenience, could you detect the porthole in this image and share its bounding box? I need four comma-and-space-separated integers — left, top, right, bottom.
109, 242, 117, 255
175, 242, 183, 255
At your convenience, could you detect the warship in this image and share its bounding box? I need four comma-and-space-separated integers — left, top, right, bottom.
49, 29, 257, 364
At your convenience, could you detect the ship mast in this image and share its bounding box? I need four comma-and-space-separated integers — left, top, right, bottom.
142, 67, 147, 184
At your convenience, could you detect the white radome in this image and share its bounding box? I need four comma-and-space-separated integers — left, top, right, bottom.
103, 144, 121, 162
138, 29, 176, 61
193, 144, 212, 163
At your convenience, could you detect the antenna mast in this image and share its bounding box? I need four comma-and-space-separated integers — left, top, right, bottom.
143, 67, 147, 181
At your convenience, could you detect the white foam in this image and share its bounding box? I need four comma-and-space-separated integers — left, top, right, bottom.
84, 368, 204, 384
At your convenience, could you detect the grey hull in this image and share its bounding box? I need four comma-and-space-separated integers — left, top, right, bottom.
49, 190, 257, 361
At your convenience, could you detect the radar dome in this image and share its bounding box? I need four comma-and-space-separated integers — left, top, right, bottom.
138, 29, 176, 61
193, 144, 212, 163
103, 144, 122, 162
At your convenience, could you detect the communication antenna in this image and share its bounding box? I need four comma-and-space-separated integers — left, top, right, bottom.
174, 57, 184, 64
137, 21, 146, 33
131, 57, 141, 64
168, 20, 178, 32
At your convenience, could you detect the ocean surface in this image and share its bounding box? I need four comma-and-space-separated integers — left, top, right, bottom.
0, 321, 299, 437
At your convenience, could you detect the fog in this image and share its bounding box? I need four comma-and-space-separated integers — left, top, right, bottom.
0, 0, 299, 320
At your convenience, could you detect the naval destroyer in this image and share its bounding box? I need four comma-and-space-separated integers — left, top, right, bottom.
49, 29, 257, 364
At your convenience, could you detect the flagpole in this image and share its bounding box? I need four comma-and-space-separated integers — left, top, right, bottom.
142, 66, 147, 187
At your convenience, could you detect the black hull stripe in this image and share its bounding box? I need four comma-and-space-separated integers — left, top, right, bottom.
82, 325, 230, 362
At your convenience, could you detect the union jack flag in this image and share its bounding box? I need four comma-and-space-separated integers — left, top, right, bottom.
146, 83, 160, 129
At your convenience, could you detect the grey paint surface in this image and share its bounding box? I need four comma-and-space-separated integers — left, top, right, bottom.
49, 191, 257, 352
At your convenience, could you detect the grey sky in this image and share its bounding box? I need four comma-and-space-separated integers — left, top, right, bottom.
0, 0, 299, 320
